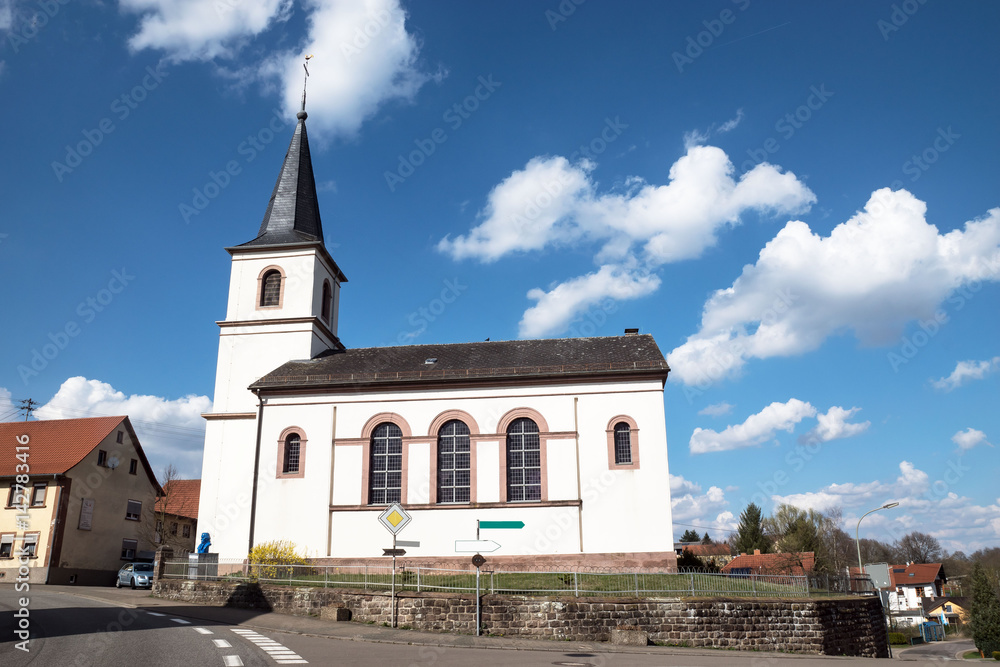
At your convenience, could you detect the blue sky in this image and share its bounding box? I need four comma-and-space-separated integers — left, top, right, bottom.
1, 0, 998, 554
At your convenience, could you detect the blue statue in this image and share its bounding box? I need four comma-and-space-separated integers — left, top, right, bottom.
197, 532, 211, 554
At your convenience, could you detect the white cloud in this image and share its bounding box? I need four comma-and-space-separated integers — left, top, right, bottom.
0, 0, 11, 31
799, 406, 870, 444
698, 402, 734, 417
933, 357, 1000, 391
34, 377, 211, 479
122, 0, 436, 138
951, 427, 992, 451
671, 483, 729, 523
440, 144, 815, 337
668, 189, 1000, 385
120, 0, 293, 60
519, 265, 660, 338
717, 108, 744, 133
690, 398, 816, 454
683, 128, 710, 149
669, 473, 702, 496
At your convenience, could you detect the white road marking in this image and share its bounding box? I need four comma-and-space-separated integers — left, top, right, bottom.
194, 627, 214, 635
171, 618, 191, 624
223, 657, 244, 667
213, 639, 232, 648
275, 661, 308, 665
228, 628, 307, 663
146, 612, 166, 617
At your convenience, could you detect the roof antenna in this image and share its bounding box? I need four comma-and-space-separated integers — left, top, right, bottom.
299, 54, 313, 120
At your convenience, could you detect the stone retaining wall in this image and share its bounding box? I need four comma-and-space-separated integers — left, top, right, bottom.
153, 579, 887, 657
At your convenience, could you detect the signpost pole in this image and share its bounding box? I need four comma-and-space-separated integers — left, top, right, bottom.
476, 560, 481, 637
391, 533, 397, 628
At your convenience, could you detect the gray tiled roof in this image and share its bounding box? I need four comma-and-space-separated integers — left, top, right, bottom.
252, 334, 669, 390
237, 115, 324, 248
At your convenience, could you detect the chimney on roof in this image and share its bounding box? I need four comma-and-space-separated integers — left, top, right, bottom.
624, 328, 639, 335
754, 549, 761, 555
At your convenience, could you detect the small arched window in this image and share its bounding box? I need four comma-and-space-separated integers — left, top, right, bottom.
283, 434, 301, 474
613, 422, 632, 465
261, 270, 282, 307
369, 423, 403, 505
506, 417, 540, 502
321, 280, 332, 323
437, 420, 471, 504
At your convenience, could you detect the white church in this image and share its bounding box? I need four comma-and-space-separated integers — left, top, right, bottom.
197, 105, 677, 570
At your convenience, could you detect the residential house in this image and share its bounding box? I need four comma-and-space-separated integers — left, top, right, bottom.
885, 562, 947, 626
153, 479, 200, 556
0, 416, 163, 585
721, 550, 816, 576
923, 596, 969, 626
674, 542, 734, 568
197, 106, 677, 569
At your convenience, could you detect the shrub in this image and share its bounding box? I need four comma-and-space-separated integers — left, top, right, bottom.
888, 632, 908, 645
993, 650, 999, 660
248, 540, 309, 581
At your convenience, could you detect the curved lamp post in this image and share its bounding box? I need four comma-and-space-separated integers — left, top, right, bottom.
856, 502, 900, 575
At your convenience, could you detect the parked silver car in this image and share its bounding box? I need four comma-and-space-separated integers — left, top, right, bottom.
116, 562, 154, 589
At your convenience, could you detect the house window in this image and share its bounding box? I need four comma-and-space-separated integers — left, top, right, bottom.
121, 538, 137, 560
6, 483, 22, 508
916, 586, 925, 598
945, 604, 953, 612
321, 280, 332, 324
30, 482, 46, 506
170, 522, 178, 536
129, 459, 138, 475
368, 423, 403, 505
506, 418, 541, 502
97, 450, 108, 467
0, 533, 13, 558
613, 422, 632, 465
261, 270, 282, 306
182, 524, 191, 538
117, 430, 124, 444
283, 434, 301, 474
21, 533, 39, 558
437, 420, 471, 504
125, 500, 142, 521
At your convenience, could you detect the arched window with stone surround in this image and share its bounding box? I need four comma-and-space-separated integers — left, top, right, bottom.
369, 423, 403, 505
260, 270, 282, 307
437, 420, 471, 504
506, 418, 541, 502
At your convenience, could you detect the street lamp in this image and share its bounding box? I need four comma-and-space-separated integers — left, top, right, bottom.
856, 502, 900, 575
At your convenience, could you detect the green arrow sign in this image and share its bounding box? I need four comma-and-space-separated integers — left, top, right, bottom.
479, 520, 524, 529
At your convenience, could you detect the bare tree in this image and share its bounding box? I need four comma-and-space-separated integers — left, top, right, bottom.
895, 531, 943, 564
139, 464, 191, 555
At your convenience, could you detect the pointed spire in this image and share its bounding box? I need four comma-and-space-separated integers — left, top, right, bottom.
237, 55, 324, 249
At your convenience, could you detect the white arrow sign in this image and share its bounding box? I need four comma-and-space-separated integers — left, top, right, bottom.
455, 539, 501, 553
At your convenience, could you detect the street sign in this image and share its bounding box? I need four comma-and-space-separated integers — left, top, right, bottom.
471, 554, 486, 568
455, 539, 501, 553
478, 520, 524, 529
383, 548, 406, 557
396, 540, 420, 548
378, 503, 412, 535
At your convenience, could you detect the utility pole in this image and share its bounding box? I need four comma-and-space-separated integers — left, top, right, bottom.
18, 398, 38, 421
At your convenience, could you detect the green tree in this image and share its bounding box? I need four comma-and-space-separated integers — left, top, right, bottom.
970, 561, 1000, 658
702, 532, 712, 544
679, 529, 701, 543
734, 503, 771, 555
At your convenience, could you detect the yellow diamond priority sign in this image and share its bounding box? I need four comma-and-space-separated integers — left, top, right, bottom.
378, 503, 412, 535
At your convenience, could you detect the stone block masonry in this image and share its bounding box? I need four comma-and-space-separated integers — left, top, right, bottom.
153, 580, 887, 657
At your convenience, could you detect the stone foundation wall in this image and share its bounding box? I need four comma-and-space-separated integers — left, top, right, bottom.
154, 579, 887, 656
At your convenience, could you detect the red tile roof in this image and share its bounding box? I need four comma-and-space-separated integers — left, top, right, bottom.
0, 416, 124, 476
722, 551, 816, 576
156, 479, 201, 519
889, 563, 944, 586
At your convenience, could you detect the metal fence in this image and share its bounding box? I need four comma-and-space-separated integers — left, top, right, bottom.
161, 559, 872, 598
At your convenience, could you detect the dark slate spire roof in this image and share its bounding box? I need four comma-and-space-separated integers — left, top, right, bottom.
251, 334, 669, 391
237, 111, 324, 248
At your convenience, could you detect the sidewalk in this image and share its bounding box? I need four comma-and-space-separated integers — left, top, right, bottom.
44, 584, 850, 660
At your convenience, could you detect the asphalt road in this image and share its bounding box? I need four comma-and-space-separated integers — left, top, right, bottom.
3, 583, 969, 666
895, 637, 976, 662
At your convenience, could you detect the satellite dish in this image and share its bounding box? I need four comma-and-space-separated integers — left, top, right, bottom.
107, 456, 120, 470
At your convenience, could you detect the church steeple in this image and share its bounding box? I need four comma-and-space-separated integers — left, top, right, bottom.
237, 112, 324, 248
